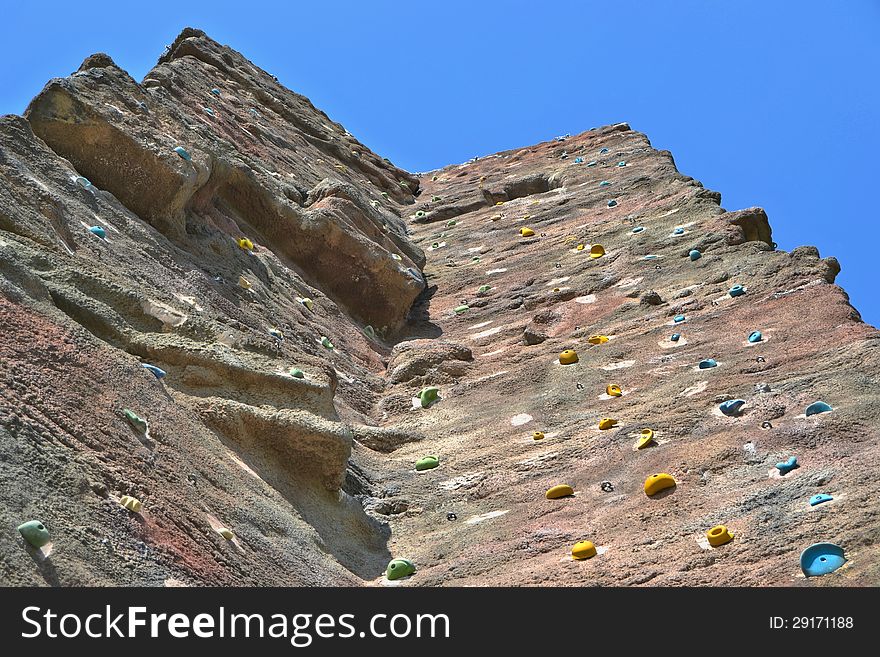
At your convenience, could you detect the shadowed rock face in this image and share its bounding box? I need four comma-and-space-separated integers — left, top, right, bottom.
2, 29, 879, 587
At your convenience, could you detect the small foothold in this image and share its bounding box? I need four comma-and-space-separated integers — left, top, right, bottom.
576, 243, 585, 251
589, 244, 606, 259
391, 253, 402, 261
606, 384, 622, 397
698, 359, 718, 369
719, 399, 746, 416
546, 484, 574, 499
173, 146, 191, 161
673, 315, 686, 323
289, 368, 305, 379
800, 543, 846, 577
576, 382, 584, 390
238, 276, 252, 290
706, 525, 734, 547
600, 481, 614, 492
237, 237, 254, 251
756, 356, 766, 363
559, 349, 579, 365
689, 250, 702, 261
268, 327, 284, 340
729, 284, 746, 297
446, 220, 457, 227
805, 401, 833, 417
386, 558, 416, 580
446, 512, 457, 521
644, 473, 676, 496
617, 161, 626, 167
210, 88, 221, 96
776, 456, 798, 475
17, 520, 50, 549
599, 180, 611, 187
573, 157, 583, 164
454, 305, 470, 314
810, 494, 834, 507
761, 421, 773, 429
572, 541, 597, 560
599, 147, 609, 154
218, 528, 234, 540
670, 333, 681, 342
120, 495, 143, 512
88, 225, 106, 239
520, 227, 535, 237
142, 364, 166, 379
598, 417, 618, 430
748, 331, 763, 343
533, 431, 545, 440
587, 335, 609, 345
321, 336, 334, 350
123, 409, 148, 432
586, 160, 597, 167
636, 428, 655, 449
415, 455, 440, 471
632, 226, 644, 234
418, 386, 440, 408
495, 201, 505, 206
607, 199, 618, 207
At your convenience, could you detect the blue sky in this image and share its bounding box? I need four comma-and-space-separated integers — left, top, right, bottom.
2, 1, 878, 327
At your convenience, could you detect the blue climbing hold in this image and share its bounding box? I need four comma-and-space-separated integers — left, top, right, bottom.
574, 157, 583, 164
806, 401, 833, 417
673, 227, 684, 235
74, 176, 93, 189
599, 147, 609, 154
607, 199, 618, 207
642, 254, 659, 260
748, 331, 763, 343
673, 315, 686, 323
599, 180, 611, 187
670, 333, 681, 342
729, 285, 746, 297
698, 359, 718, 369
142, 364, 166, 379
203, 107, 215, 116
719, 399, 746, 416
617, 161, 626, 167
800, 543, 846, 577
776, 456, 798, 475
631, 226, 644, 234
586, 160, 597, 167
174, 146, 191, 161
88, 226, 106, 239
689, 249, 702, 261
210, 88, 221, 96
810, 494, 833, 507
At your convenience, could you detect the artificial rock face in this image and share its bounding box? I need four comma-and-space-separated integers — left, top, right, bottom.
2, 28, 878, 587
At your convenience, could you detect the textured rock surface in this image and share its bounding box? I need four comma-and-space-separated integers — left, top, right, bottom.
1, 29, 878, 587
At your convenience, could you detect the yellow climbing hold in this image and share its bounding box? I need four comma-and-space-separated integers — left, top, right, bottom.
559, 349, 579, 365
706, 525, 734, 547
238, 275, 251, 290
495, 201, 504, 206
218, 528, 234, 540
120, 495, 142, 512
572, 541, 597, 560
576, 244, 585, 251
299, 297, 314, 311
589, 244, 606, 259
520, 227, 535, 237
606, 384, 622, 397
644, 473, 676, 496
598, 418, 618, 430
237, 237, 253, 251
588, 335, 609, 345
546, 484, 574, 499
533, 431, 545, 440
636, 429, 655, 449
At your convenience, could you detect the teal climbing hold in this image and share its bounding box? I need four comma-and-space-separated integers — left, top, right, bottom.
599, 147, 609, 154
607, 199, 618, 207
321, 336, 334, 350
632, 226, 644, 233
74, 176, 93, 189
142, 364, 166, 379
386, 558, 416, 581
599, 180, 611, 187
670, 333, 681, 342
210, 88, 221, 96
719, 399, 746, 416
586, 160, 597, 167
748, 331, 763, 343
203, 107, 215, 116
810, 494, 833, 507
776, 456, 798, 475
689, 249, 702, 261
454, 305, 469, 314
418, 386, 440, 408
800, 543, 846, 577
289, 368, 305, 379
88, 226, 106, 239
699, 359, 717, 369
574, 157, 583, 164
673, 315, 686, 323
17, 520, 50, 549
174, 146, 191, 161
729, 285, 746, 297
673, 228, 684, 235
617, 161, 626, 167
123, 409, 148, 433
415, 455, 440, 471
806, 401, 833, 416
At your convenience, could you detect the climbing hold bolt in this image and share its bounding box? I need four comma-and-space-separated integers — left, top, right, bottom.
218, 528, 234, 540
415, 455, 440, 471
520, 227, 535, 237
120, 495, 143, 512
289, 368, 305, 379
142, 364, 166, 380
805, 401, 833, 416
454, 305, 470, 314
729, 285, 746, 297
698, 359, 718, 369
706, 525, 734, 547
810, 494, 834, 507
238, 237, 254, 251
748, 331, 763, 343
719, 399, 746, 416
572, 541, 597, 560
588, 335, 609, 345
17, 521, 50, 549
644, 473, 676, 496
533, 431, 545, 440
546, 484, 574, 499
689, 250, 701, 261
88, 226, 106, 239
559, 349, 579, 365
386, 558, 416, 580
606, 384, 622, 397
600, 481, 614, 492
670, 333, 681, 342
321, 336, 334, 350
800, 543, 846, 577
776, 456, 798, 475
589, 244, 606, 259
637, 429, 655, 449
418, 386, 440, 408
123, 409, 148, 433
598, 418, 618, 430
173, 146, 191, 161
607, 200, 618, 207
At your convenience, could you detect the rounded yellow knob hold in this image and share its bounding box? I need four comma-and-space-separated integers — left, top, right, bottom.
533, 431, 545, 440
218, 528, 234, 540
545, 484, 574, 499
588, 335, 609, 345
707, 525, 734, 547
606, 384, 622, 397
120, 495, 143, 513
637, 428, 655, 449
644, 473, 676, 496
589, 244, 606, 259
495, 201, 505, 206
576, 243, 585, 251
598, 417, 618, 430
559, 349, 579, 365
237, 237, 253, 251
572, 541, 597, 560
520, 227, 535, 237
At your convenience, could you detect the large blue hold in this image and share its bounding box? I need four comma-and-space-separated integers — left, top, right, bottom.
776, 456, 798, 475
810, 494, 833, 507
689, 249, 701, 261
573, 157, 583, 164
800, 543, 846, 577
806, 401, 833, 416
748, 331, 763, 343
174, 146, 191, 161
88, 226, 106, 239
670, 333, 681, 342
729, 284, 746, 297
673, 315, 685, 323
719, 399, 746, 416
699, 359, 717, 369
673, 227, 684, 235
142, 364, 166, 379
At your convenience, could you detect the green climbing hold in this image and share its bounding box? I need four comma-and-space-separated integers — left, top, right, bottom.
415, 455, 440, 471
123, 409, 148, 433
446, 220, 457, 227
478, 285, 491, 294
432, 195, 441, 202
386, 558, 416, 580
363, 325, 376, 339
18, 520, 50, 549
418, 386, 440, 408
173, 146, 191, 161
415, 210, 426, 219
454, 305, 470, 314
321, 336, 334, 350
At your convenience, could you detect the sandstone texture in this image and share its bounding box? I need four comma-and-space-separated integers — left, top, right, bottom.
1, 29, 877, 587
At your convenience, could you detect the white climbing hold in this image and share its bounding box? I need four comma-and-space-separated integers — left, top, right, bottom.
510, 413, 533, 426
575, 294, 597, 304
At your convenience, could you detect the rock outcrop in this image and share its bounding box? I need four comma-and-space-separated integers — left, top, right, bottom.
1, 29, 878, 587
